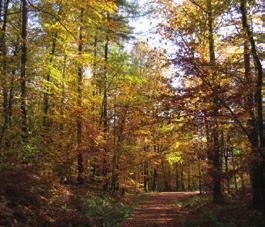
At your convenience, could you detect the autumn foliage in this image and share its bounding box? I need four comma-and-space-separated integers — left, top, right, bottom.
0, 0, 264, 226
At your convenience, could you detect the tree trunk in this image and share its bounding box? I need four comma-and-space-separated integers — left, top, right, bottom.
102, 26, 109, 191
231, 151, 238, 191
240, 0, 265, 213
91, 33, 98, 177
207, 0, 223, 203
8, 35, 20, 129
176, 163, 179, 191
144, 146, 149, 192
0, 0, 3, 23
240, 0, 264, 147
187, 165, 191, 191
143, 160, 149, 192
0, 0, 10, 144
181, 164, 185, 191
240, 172, 245, 195
77, 8, 84, 185
198, 158, 202, 194
102, 40, 109, 190
43, 33, 57, 128
152, 168, 157, 191
111, 99, 121, 193
93, 32, 98, 85
60, 54, 67, 131
242, 18, 261, 209
20, 0, 28, 140
161, 160, 168, 191
224, 149, 230, 194
168, 165, 172, 191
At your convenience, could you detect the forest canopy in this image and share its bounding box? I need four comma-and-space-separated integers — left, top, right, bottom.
0, 0, 264, 226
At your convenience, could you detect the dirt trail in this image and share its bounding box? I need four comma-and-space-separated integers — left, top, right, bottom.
122, 192, 198, 227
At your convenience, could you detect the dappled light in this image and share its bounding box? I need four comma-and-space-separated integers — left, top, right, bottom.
0, 0, 264, 226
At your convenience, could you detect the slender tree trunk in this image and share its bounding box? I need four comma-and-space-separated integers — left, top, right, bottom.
0, 0, 3, 22
198, 158, 202, 194
231, 152, 238, 191
91, 33, 98, 177
8, 29, 20, 129
161, 160, 168, 191
240, 0, 264, 147
43, 34, 57, 128
111, 98, 116, 192
60, 54, 67, 131
112, 110, 126, 192
20, 0, 28, 140
59, 54, 71, 183
168, 165, 171, 191
243, 24, 261, 209
152, 167, 157, 191
181, 164, 185, 191
152, 145, 158, 191
111, 99, 118, 192
77, 8, 84, 185
207, 0, 223, 203
240, 0, 264, 212
143, 160, 149, 192
187, 165, 191, 191
93, 33, 98, 77
0, 0, 10, 144
224, 149, 230, 194
102, 28, 109, 191
8, 76, 14, 126
143, 146, 149, 192
176, 163, 179, 191
240, 165, 245, 195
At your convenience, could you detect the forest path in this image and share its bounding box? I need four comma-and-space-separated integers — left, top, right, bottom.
122, 192, 198, 227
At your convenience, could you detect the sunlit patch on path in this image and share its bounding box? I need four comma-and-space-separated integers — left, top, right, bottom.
122, 192, 199, 227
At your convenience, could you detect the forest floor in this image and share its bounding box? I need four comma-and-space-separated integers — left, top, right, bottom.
122, 192, 265, 227
122, 192, 197, 227
1, 166, 265, 226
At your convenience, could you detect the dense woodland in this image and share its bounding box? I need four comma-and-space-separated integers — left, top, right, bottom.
0, 0, 264, 226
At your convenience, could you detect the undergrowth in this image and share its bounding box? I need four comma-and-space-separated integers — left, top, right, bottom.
179, 196, 265, 227
81, 193, 147, 227
175, 194, 209, 209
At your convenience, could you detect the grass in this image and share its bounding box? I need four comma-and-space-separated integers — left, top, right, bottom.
81, 193, 148, 227
175, 194, 209, 209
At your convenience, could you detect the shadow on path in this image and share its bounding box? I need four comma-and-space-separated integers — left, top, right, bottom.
122, 192, 199, 227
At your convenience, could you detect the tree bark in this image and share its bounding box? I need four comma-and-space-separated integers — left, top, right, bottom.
175, 163, 179, 191
181, 164, 185, 191
102, 23, 109, 191
60, 54, 67, 131
0, 0, 10, 144
20, 0, 28, 140
161, 160, 169, 191
240, 0, 264, 148
168, 165, 172, 191
224, 149, 230, 194
198, 158, 202, 194
152, 168, 157, 191
143, 160, 149, 192
6, 31, 19, 129
143, 146, 149, 192
240, 0, 265, 213
93, 32, 98, 81
43, 33, 57, 128
207, 0, 223, 203
77, 8, 84, 185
